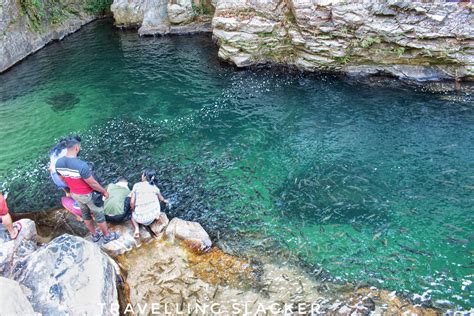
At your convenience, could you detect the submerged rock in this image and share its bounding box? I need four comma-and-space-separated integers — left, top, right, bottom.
0, 219, 37, 277
165, 217, 212, 252
0, 277, 35, 314
46, 92, 80, 112
13, 234, 119, 315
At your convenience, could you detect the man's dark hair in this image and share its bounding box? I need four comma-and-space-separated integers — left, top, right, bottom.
116, 176, 128, 183
65, 134, 81, 148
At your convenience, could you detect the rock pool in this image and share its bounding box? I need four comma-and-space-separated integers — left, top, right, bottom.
0, 20, 472, 309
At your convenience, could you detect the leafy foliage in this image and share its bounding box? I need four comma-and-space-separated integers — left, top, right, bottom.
19, 0, 45, 31
84, 0, 113, 15
192, 0, 212, 16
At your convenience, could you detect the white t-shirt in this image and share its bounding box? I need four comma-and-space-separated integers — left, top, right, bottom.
132, 182, 161, 224
50, 148, 67, 173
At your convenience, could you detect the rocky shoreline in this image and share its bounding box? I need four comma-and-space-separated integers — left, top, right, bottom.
0, 209, 446, 315
2, 0, 472, 83
0, 0, 103, 73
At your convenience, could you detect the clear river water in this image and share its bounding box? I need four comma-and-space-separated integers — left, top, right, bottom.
0, 20, 473, 309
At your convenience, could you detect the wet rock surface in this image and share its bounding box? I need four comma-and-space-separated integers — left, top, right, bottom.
212, 0, 473, 81
165, 217, 212, 252
117, 238, 440, 315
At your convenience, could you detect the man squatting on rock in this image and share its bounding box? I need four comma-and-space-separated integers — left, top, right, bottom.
55, 135, 119, 243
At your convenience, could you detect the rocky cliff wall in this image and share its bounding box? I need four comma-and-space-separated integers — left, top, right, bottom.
212, 0, 474, 81
111, 0, 214, 35
0, 0, 104, 73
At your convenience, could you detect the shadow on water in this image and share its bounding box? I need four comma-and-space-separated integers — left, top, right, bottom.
46, 92, 80, 112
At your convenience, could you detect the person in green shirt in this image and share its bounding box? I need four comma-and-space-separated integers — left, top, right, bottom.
104, 177, 132, 223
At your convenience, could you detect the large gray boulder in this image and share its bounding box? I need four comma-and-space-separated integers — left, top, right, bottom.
138, 0, 170, 35
110, 0, 147, 27
0, 277, 35, 315
13, 234, 119, 315
168, 0, 194, 24
0, 219, 37, 277
165, 217, 212, 252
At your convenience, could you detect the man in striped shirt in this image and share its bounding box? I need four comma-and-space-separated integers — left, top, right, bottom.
55, 135, 119, 243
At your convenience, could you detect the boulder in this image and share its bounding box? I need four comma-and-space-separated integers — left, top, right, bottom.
111, 0, 147, 27
0, 219, 37, 277
13, 234, 119, 315
99, 213, 169, 256
138, 0, 170, 35
0, 277, 35, 315
168, 0, 194, 24
165, 217, 212, 251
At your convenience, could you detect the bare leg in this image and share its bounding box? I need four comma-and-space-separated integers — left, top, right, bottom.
2, 214, 18, 239
62, 189, 70, 197
97, 221, 109, 237
83, 219, 96, 235
131, 217, 140, 238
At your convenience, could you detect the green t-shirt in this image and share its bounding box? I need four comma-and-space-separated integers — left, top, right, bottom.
104, 183, 130, 216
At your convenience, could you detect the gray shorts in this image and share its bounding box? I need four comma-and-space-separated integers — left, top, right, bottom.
70, 192, 106, 223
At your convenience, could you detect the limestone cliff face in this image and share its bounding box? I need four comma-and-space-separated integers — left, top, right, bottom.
111, 0, 214, 35
212, 0, 474, 81
0, 0, 98, 73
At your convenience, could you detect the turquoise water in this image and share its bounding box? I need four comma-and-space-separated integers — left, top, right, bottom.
0, 20, 473, 309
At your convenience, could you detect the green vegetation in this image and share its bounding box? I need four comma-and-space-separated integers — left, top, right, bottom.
192, 0, 213, 16
394, 46, 406, 57
84, 0, 113, 14
257, 32, 274, 38
360, 36, 381, 48
18, 0, 112, 32
19, 0, 45, 31
285, 9, 296, 24
334, 55, 351, 64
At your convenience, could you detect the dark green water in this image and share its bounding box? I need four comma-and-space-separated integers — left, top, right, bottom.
1, 20, 473, 309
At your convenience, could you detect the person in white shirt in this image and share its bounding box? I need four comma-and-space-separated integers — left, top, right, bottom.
130, 168, 169, 238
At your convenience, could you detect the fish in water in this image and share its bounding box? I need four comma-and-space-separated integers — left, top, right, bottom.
46, 92, 80, 112
398, 243, 433, 257
446, 236, 469, 245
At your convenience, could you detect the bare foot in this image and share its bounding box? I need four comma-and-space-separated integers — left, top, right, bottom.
10, 222, 22, 240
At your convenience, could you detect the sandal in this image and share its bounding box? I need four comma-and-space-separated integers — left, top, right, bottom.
92, 228, 103, 242
133, 230, 140, 239
103, 231, 120, 244
10, 222, 22, 240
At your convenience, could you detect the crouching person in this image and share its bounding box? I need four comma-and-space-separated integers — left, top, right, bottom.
104, 177, 132, 223
130, 168, 169, 238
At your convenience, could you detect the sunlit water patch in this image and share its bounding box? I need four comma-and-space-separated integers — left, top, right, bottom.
0, 19, 473, 309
